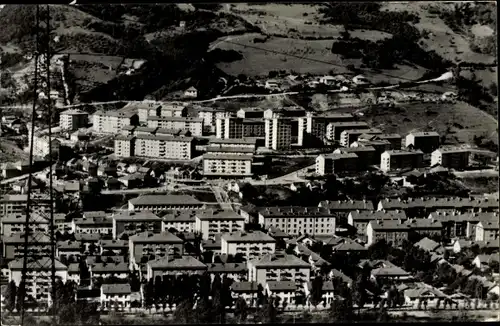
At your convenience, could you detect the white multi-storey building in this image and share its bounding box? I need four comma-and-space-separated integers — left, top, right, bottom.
195, 210, 245, 240
248, 252, 311, 287
298, 112, 355, 146
134, 134, 194, 160
114, 135, 135, 158
202, 154, 253, 178
197, 106, 231, 133
265, 117, 292, 150
326, 121, 369, 141
92, 111, 139, 134
380, 150, 424, 172
147, 116, 203, 136
137, 102, 187, 122
221, 231, 276, 260
60, 109, 88, 131
340, 128, 382, 147
31, 135, 61, 158
315, 152, 358, 175
405, 131, 440, 153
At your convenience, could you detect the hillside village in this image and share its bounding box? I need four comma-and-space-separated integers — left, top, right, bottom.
0, 2, 499, 325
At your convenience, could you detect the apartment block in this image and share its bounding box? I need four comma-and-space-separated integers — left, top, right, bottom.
129, 194, 205, 212
31, 135, 61, 158
134, 134, 194, 160
195, 210, 245, 240
326, 121, 369, 141
92, 111, 139, 134
264, 107, 306, 119
258, 206, 336, 236
209, 138, 257, 150
248, 252, 311, 287
340, 128, 382, 147
9, 258, 68, 303
335, 146, 376, 167
146, 256, 207, 280
161, 211, 197, 233
129, 231, 184, 265
207, 263, 248, 282
3, 232, 51, 260
265, 117, 292, 150
60, 109, 88, 131
1, 194, 53, 216
318, 199, 374, 224
197, 106, 231, 132
366, 220, 411, 246
378, 197, 500, 215
138, 102, 187, 122
1, 213, 49, 236
405, 131, 440, 153
202, 154, 253, 178
72, 216, 112, 236
298, 112, 355, 147
380, 150, 424, 172
216, 117, 265, 139
114, 135, 135, 158
100, 284, 132, 310
147, 116, 203, 136
351, 139, 391, 161
377, 134, 402, 150
405, 219, 443, 237
220, 231, 276, 260
237, 107, 266, 119
112, 211, 162, 239
348, 210, 407, 235
315, 152, 358, 176
431, 147, 470, 169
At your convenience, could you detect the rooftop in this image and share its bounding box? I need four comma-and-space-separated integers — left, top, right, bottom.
8, 258, 67, 270
336, 146, 376, 153
130, 194, 202, 206
148, 255, 207, 270
368, 220, 411, 231
203, 154, 254, 161
259, 206, 332, 217
321, 152, 358, 160
205, 146, 255, 154
221, 231, 276, 243
129, 231, 183, 243
101, 284, 131, 295
162, 210, 197, 222
73, 216, 112, 226
210, 138, 257, 145
147, 116, 203, 123
266, 281, 297, 292
231, 281, 260, 292
349, 210, 407, 220
196, 210, 245, 221
91, 262, 129, 273
434, 146, 470, 154
250, 252, 310, 268
319, 200, 374, 211
382, 149, 424, 156
206, 263, 247, 273
112, 211, 161, 221
405, 219, 443, 229
99, 239, 128, 248
408, 131, 440, 137
379, 196, 500, 210
135, 134, 193, 142
61, 109, 87, 115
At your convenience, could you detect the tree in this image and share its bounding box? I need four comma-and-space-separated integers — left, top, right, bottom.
309, 276, 324, 308
259, 299, 278, 324
144, 279, 154, 311
16, 281, 26, 312
199, 271, 211, 301
352, 274, 367, 309
329, 298, 350, 322
234, 297, 248, 323
4, 281, 17, 312
173, 299, 194, 324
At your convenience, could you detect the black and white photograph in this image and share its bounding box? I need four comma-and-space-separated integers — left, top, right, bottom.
0, 2, 498, 325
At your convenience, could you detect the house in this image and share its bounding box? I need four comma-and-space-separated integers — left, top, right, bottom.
370, 265, 412, 283
403, 284, 447, 306
267, 226, 292, 244
452, 239, 499, 254
265, 79, 281, 91
319, 76, 337, 86
472, 254, 499, 271
414, 237, 445, 254
292, 243, 330, 272
475, 221, 499, 242
184, 86, 198, 98
100, 284, 132, 310
328, 269, 353, 286
265, 281, 297, 305
318, 199, 374, 223
331, 239, 368, 254
201, 237, 222, 256
118, 173, 144, 189
230, 281, 260, 307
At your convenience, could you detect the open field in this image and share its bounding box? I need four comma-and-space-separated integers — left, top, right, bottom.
460, 176, 499, 194
363, 101, 498, 146
69, 54, 124, 70
221, 3, 343, 38
381, 2, 496, 64
211, 33, 357, 76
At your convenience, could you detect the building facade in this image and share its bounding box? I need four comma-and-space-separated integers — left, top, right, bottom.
405, 131, 440, 153
202, 154, 253, 178
315, 153, 358, 176
147, 116, 203, 136
92, 111, 139, 134
265, 117, 292, 150
60, 109, 88, 131
431, 147, 470, 169
380, 150, 424, 172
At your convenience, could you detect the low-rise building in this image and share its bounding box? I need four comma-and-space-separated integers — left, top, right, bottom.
99, 239, 128, 256
162, 211, 196, 233
318, 199, 374, 224
128, 194, 205, 212
431, 147, 470, 169
60, 109, 88, 131
230, 281, 260, 307
202, 154, 253, 178
146, 256, 207, 280
100, 284, 132, 310
90, 262, 130, 281
475, 221, 499, 242
405, 219, 443, 237
129, 231, 184, 266
147, 116, 203, 136
3, 232, 51, 260
335, 146, 376, 168
405, 131, 440, 153
221, 231, 276, 260
138, 103, 187, 123
366, 220, 411, 246
258, 206, 336, 236
209, 138, 257, 150
248, 252, 311, 287
72, 216, 112, 236
195, 210, 245, 240
112, 211, 162, 239
207, 263, 248, 282
315, 152, 358, 176
265, 281, 297, 305
348, 210, 407, 235
56, 240, 82, 261
380, 150, 424, 172
340, 128, 382, 147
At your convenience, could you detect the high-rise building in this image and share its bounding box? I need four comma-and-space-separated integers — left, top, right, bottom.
265, 117, 292, 150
